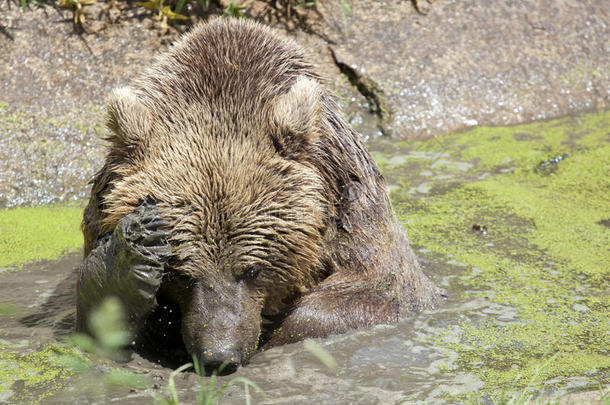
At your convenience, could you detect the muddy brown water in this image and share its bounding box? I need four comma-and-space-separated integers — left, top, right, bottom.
0, 249, 500, 404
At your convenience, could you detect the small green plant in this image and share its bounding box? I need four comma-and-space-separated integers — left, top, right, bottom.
340, 0, 350, 24
52, 297, 262, 403
600, 387, 610, 405
16, 0, 40, 11
137, 0, 189, 29
173, 0, 187, 16
296, 1, 315, 8
153, 363, 193, 405
58, 0, 96, 26
223, 0, 247, 19
152, 356, 264, 405
54, 297, 151, 390
303, 339, 337, 370
64, 296, 131, 359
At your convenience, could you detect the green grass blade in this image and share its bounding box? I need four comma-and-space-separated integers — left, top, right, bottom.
174, 0, 186, 16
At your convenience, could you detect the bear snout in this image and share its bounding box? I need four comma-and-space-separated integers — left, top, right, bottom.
176, 281, 263, 374
196, 347, 242, 375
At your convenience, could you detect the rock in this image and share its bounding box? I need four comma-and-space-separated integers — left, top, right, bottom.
313, 0, 609, 139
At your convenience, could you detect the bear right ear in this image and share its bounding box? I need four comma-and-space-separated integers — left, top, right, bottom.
105, 87, 151, 152
270, 76, 322, 159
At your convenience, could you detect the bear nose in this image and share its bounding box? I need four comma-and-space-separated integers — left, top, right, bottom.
197, 348, 242, 375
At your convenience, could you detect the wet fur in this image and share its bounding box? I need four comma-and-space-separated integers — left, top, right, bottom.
81, 19, 442, 360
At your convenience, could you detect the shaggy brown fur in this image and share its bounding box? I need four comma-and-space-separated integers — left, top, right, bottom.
79, 18, 443, 367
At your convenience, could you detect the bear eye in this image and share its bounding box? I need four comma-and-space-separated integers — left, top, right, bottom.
240, 265, 262, 281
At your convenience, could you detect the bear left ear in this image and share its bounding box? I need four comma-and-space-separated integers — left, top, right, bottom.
271, 76, 322, 158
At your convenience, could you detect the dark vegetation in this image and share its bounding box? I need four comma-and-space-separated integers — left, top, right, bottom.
8, 0, 425, 38
10, 0, 329, 35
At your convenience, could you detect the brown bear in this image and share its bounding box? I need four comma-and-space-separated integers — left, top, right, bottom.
76, 18, 443, 373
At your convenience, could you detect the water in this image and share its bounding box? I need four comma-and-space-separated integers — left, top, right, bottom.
0, 253, 486, 404
1, 112, 608, 403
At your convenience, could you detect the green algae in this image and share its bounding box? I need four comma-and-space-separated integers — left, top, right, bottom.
0, 203, 84, 269
0, 202, 85, 401
0, 298, 144, 402
0, 343, 77, 403
374, 110, 610, 399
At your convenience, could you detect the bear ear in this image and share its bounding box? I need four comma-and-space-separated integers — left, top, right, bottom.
105, 87, 151, 152
271, 76, 322, 159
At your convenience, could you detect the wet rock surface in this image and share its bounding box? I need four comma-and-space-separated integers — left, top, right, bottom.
1, 0, 609, 206
0, 5, 161, 208
318, 0, 609, 138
